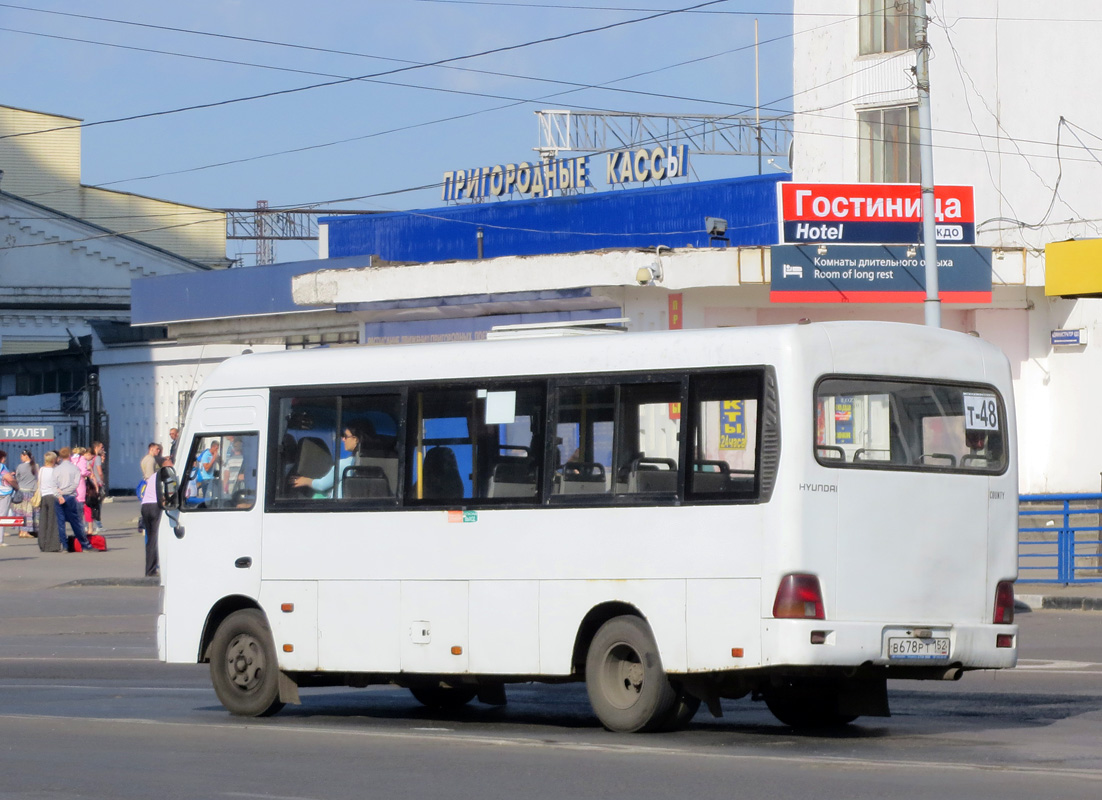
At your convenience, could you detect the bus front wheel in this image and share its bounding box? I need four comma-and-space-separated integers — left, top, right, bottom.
585, 615, 676, 732
209, 609, 285, 717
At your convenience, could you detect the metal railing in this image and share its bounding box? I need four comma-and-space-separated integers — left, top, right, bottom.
1019, 493, 1102, 583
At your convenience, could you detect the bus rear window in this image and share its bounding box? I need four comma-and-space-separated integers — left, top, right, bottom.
814, 378, 1007, 473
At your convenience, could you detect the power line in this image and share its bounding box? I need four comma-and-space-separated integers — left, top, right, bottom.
411, 0, 845, 14
0, 0, 731, 142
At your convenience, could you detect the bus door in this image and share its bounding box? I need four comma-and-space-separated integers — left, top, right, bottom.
815, 380, 1004, 624
162, 395, 266, 662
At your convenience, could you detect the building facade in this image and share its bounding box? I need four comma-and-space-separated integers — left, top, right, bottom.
0, 104, 230, 473
791, 1, 1102, 491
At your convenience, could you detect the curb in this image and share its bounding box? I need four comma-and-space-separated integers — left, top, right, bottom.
1017, 593, 1102, 612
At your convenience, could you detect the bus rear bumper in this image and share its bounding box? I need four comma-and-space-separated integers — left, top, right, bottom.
762, 619, 1018, 673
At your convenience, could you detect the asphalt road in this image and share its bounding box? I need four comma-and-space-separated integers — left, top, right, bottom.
2, 507, 1101, 799
1, 598, 1101, 798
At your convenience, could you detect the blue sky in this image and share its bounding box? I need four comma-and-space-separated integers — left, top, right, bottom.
2, 1, 794, 262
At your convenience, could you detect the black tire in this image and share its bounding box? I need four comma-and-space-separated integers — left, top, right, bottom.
409, 685, 478, 709
585, 615, 677, 733
209, 609, 285, 717
763, 685, 857, 730
658, 691, 702, 731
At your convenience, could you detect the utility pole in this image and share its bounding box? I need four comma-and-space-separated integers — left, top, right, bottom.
755, 18, 762, 175
915, 0, 940, 327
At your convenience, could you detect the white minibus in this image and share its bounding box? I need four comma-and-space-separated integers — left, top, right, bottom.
156, 321, 1018, 732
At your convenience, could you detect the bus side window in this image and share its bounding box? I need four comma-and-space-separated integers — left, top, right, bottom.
183, 433, 259, 511
553, 386, 615, 496
338, 394, 401, 500
406, 388, 475, 503
405, 383, 544, 504
276, 397, 337, 500
615, 382, 681, 495
687, 372, 763, 498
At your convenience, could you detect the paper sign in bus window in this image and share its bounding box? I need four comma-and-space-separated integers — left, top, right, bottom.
962, 393, 999, 431
720, 400, 747, 450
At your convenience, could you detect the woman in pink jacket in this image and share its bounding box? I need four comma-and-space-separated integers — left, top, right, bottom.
73, 447, 92, 522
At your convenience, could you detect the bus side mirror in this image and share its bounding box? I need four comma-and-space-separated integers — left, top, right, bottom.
157, 466, 180, 511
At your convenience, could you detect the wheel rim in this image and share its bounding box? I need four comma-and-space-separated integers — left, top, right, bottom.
225, 632, 265, 692
598, 642, 646, 710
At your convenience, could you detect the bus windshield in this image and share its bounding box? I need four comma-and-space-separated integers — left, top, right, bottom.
814, 377, 1007, 473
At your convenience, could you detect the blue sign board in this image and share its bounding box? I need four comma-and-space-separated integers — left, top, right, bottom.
770, 245, 993, 303
1051, 329, 1086, 346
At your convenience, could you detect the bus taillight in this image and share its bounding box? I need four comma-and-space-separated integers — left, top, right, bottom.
772, 574, 825, 620
993, 581, 1015, 624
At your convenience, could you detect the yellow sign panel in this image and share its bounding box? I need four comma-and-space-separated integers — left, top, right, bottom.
720, 400, 746, 450
1045, 239, 1102, 297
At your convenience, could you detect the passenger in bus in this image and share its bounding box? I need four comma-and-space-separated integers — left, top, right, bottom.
196, 440, 220, 499
421, 446, 464, 501
292, 422, 369, 499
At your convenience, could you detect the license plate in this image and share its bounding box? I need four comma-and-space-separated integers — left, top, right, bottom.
887, 636, 950, 660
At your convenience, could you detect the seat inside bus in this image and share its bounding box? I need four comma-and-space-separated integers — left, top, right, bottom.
487, 457, 537, 498
296, 436, 332, 478
559, 461, 607, 494
341, 465, 392, 499
421, 446, 465, 501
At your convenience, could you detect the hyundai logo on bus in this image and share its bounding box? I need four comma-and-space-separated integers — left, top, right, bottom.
0, 424, 55, 442
777, 183, 975, 245
769, 244, 992, 304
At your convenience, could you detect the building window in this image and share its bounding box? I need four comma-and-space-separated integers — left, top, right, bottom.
858, 105, 920, 183
860, 0, 915, 55
285, 331, 359, 350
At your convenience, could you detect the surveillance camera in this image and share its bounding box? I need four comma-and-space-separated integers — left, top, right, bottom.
635, 262, 662, 286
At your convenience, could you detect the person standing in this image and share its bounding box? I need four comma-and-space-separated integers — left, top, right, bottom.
196, 440, 220, 499
91, 441, 108, 505
141, 454, 170, 577
54, 447, 94, 552
138, 443, 161, 536
168, 428, 180, 463
82, 449, 102, 533
141, 443, 162, 482
74, 448, 92, 527
36, 452, 63, 553
0, 450, 16, 546
14, 450, 39, 539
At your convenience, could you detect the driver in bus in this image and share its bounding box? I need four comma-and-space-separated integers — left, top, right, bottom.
292, 422, 367, 499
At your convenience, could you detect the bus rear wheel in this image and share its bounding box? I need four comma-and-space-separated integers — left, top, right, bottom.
585, 615, 676, 733
209, 609, 285, 717
409, 685, 478, 709
658, 690, 702, 731
763, 683, 857, 730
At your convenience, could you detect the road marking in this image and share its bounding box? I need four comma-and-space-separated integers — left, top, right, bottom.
0, 683, 211, 692
1013, 659, 1102, 672
2, 712, 1101, 782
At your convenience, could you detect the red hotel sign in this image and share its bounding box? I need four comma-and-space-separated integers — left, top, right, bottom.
778, 183, 975, 245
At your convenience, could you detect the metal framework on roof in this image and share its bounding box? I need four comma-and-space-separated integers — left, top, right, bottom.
534, 109, 794, 159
